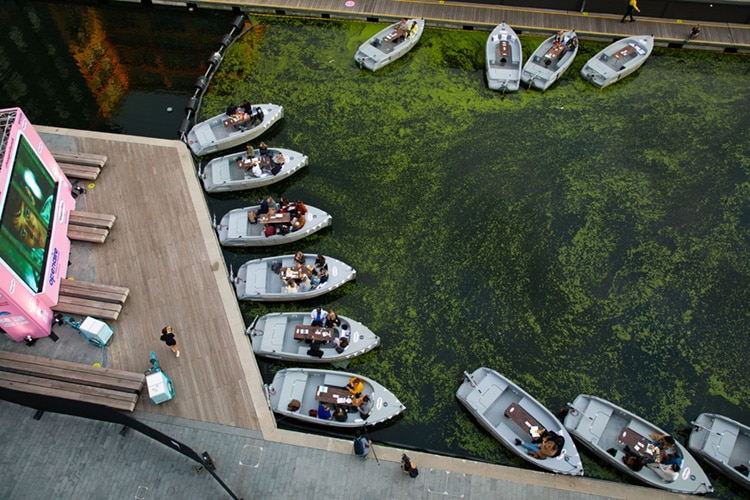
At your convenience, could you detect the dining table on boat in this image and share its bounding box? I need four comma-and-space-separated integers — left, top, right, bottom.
619, 427, 661, 462
294, 325, 334, 342
315, 385, 354, 405
279, 265, 312, 281
259, 212, 291, 225
544, 44, 565, 61
223, 112, 252, 127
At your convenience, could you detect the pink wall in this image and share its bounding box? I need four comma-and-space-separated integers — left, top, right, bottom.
0, 107, 74, 341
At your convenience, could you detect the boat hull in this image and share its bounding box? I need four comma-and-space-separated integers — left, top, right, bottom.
456, 367, 584, 475
355, 19, 424, 71
247, 312, 380, 363
186, 104, 284, 156
564, 394, 713, 494
234, 254, 356, 302
267, 368, 405, 428
201, 147, 307, 193
688, 413, 750, 490
580, 36, 654, 88
486, 23, 522, 92
520, 31, 578, 91
216, 204, 331, 247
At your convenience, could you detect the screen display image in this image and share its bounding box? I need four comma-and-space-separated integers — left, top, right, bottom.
0, 134, 58, 293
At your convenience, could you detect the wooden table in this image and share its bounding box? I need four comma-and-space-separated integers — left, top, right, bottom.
259, 212, 291, 225
223, 113, 251, 127
280, 266, 311, 281
505, 402, 544, 438
315, 385, 354, 405
293, 325, 334, 342
544, 44, 565, 61
619, 427, 660, 462
613, 44, 637, 60
237, 157, 259, 169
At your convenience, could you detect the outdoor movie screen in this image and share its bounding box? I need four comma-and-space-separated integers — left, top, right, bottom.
0, 134, 57, 293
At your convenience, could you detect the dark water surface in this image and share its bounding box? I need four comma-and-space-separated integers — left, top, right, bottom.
2, 3, 749, 496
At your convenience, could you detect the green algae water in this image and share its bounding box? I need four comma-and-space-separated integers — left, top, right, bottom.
202, 17, 750, 494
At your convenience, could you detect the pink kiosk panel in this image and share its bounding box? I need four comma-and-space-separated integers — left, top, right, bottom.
0, 107, 74, 341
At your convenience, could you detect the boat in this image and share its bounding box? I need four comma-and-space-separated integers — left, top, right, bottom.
688, 413, 750, 490
232, 253, 356, 301
246, 312, 380, 363
215, 204, 332, 247
486, 23, 522, 92
186, 103, 284, 156
266, 367, 405, 427
520, 31, 579, 91
455, 367, 584, 476
200, 147, 308, 193
564, 394, 713, 494
580, 35, 654, 88
354, 18, 424, 71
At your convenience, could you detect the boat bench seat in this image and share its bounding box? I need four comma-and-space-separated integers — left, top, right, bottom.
505, 401, 544, 437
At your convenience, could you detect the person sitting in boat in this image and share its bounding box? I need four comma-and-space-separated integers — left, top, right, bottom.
295, 251, 306, 266
238, 157, 262, 177
284, 278, 299, 294
298, 273, 312, 292
317, 403, 333, 420
311, 306, 327, 327
290, 214, 306, 232
356, 394, 373, 420
325, 310, 341, 329
333, 405, 348, 422
313, 254, 327, 275
250, 106, 264, 125
515, 430, 563, 460
566, 35, 577, 50
258, 141, 269, 157
346, 376, 364, 396
226, 103, 238, 116
649, 433, 683, 468
316, 267, 329, 287
553, 31, 564, 45
392, 18, 409, 42
270, 151, 285, 175
647, 462, 679, 483
407, 21, 418, 39
333, 336, 349, 353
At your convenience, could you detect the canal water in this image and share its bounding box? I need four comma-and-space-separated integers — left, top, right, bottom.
2, 3, 749, 496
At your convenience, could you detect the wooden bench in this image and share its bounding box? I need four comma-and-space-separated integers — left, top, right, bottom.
52, 295, 123, 321
67, 210, 116, 243
51, 150, 107, 181
505, 402, 544, 437
60, 280, 130, 305
0, 351, 144, 412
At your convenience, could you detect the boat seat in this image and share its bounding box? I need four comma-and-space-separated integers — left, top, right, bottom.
505, 402, 544, 437
716, 431, 737, 461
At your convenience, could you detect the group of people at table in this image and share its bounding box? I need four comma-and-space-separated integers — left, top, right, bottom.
236, 141, 285, 178
278, 253, 329, 294
314, 375, 373, 422
224, 100, 264, 130
619, 431, 684, 483
248, 197, 308, 238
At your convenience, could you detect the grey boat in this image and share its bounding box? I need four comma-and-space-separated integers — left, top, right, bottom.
354, 19, 424, 71
520, 31, 578, 91
246, 312, 380, 363
564, 394, 713, 494
486, 23, 522, 92
200, 147, 307, 193
186, 103, 283, 156
265, 368, 405, 428
232, 254, 356, 302
688, 413, 750, 490
215, 204, 332, 247
580, 35, 654, 88
456, 367, 584, 476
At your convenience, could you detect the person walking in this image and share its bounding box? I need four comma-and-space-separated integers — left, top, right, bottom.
621, 0, 640, 22
160, 326, 180, 357
353, 430, 371, 458
685, 24, 701, 42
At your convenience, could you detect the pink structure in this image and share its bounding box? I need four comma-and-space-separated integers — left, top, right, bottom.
0, 107, 75, 341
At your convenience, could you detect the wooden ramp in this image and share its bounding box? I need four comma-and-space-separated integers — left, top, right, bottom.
67, 210, 116, 243
51, 150, 108, 180
53, 280, 130, 321
0, 350, 144, 412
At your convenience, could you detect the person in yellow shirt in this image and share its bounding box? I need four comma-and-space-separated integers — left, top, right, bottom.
346, 376, 364, 396
621, 0, 640, 23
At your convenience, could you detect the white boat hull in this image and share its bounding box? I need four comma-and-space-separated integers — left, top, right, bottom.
201, 147, 307, 193
486, 23, 522, 92
355, 19, 424, 71
520, 31, 578, 91
688, 413, 750, 490
216, 204, 331, 247
581, 36, 654, 88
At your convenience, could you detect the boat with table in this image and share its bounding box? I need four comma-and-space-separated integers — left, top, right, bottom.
246, 312, 380, 363
354, 18, 424, 71
520, 31, 578, 91
688, 413, 750, 490
232, 253, 356, 301
580, 35, 654, 88
215, 204, 331, 247
200, 147, 307, 193
266, 367, 405, 427
486, 23, 522, 92
564, 394, 713, 494
456, 367, 584, 475
186, 103, 284, 156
